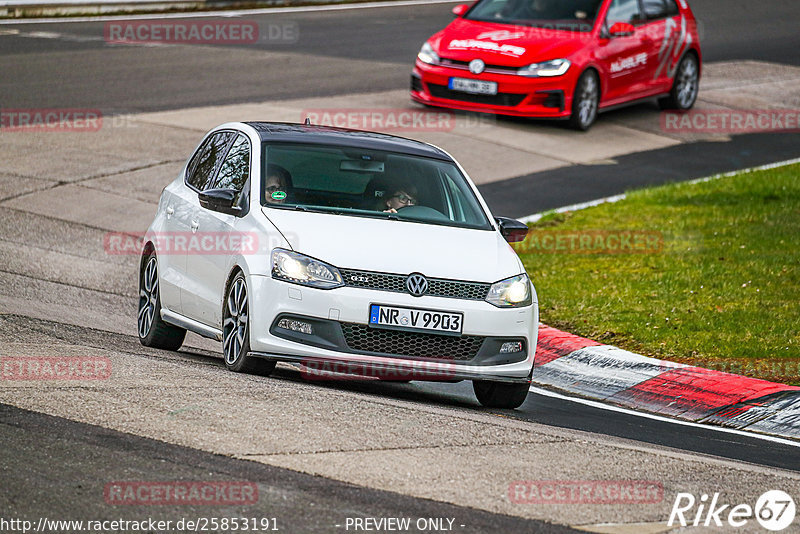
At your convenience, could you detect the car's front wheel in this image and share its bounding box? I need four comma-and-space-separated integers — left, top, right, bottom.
568, 70, 600, 131
138, 252, 186, 350
472, 380, 530, 409
223, 272, 276, 376
659, 53, 699, 110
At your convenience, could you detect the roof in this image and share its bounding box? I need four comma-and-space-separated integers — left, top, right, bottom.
244, 122, 451, 161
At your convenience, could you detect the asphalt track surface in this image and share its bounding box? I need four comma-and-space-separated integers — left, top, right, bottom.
1, 402, 577, 533
2, 1, 800, 531
1, 0, 800, 111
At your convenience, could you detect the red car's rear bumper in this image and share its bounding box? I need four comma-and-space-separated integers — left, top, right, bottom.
411, 61, 576, 119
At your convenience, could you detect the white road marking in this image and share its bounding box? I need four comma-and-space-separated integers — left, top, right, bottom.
0, 0, 460, 25
520, 194, 626, 223
529, 385, 800, 448
519, 156, 800, 223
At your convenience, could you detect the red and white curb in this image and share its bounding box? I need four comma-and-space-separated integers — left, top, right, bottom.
531, 325, 800, 441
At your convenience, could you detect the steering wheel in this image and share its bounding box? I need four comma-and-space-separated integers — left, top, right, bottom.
395, 205, 448, 221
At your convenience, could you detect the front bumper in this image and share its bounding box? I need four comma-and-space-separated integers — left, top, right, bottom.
248, 274, 538, 383
411, 60, 576, 118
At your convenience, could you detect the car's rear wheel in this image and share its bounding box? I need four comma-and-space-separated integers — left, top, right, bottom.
568, 70, 600, 131
223, 272, 276, 376
138, 252, 186, 350
659, 53, 699, 110
472, 380, 530, 409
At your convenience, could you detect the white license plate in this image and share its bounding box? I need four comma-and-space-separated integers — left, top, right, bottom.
369, 304, 463, 335
449, 77, 498, 95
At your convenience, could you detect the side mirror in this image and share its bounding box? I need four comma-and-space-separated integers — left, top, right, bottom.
495, 217, 529, 243
452, 4, 469, 17
199, 188, 241, 215
609, 22, 635, 37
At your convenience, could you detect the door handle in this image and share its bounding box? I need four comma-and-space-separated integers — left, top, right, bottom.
166, 206, 174, 219
191, 220, 199, 233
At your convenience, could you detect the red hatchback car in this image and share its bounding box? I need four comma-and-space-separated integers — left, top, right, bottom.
411, 0, 701, 130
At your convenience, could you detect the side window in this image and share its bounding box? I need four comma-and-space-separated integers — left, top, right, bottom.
440, 171, 482, 225
605, 0, 641, 25
213, 134, 250, 194
185, 131, 234, 191
642, 0, 671, 19
665, 0, 679, 16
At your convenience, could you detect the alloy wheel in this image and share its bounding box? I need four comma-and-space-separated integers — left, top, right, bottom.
676, 56, 699, 109
138, 257, 158, 339
223, 278, 248, 365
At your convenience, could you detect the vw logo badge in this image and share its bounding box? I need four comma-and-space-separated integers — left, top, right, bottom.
406, 273, 428, 297
469, 59, 486, 75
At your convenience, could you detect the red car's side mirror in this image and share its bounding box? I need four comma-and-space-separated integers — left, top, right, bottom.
609, 22, 635, 37
452, 4, 470, 17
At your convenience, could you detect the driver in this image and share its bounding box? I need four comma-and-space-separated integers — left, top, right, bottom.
264, 164, 292, 204
382, 185, 419, 213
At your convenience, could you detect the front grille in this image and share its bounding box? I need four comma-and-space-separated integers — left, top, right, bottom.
341, 322, 485, 361
440, 58, 519, 75
340, 269, 491, 301
427, 84, 527, 107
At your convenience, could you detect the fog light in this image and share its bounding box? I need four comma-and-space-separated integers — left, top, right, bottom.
277, 318, 313, 335
499, 341, 524, 354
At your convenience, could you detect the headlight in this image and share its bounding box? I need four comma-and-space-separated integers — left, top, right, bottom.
486, 274, 532, 308
417, 42, 440, 65
517, 59, 571, 77
271, 249, 343, 289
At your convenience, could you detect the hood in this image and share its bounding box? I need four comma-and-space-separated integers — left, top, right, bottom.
262, 208, 523, 283
431, 19, 589, 67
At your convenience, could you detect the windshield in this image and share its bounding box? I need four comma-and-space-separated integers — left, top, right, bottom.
466, 0, 603, 30
261, 143, 492, 230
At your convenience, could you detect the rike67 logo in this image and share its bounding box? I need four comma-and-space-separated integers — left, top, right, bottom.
669, 490, 796, 531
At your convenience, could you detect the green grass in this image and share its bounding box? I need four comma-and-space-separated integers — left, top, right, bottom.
516, 163, 800, 384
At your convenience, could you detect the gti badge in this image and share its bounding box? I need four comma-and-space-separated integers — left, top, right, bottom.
406, 273, 428, 297
469, 59, 486, 74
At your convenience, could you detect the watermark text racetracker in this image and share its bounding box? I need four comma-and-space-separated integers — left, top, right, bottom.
104, 231, 294, 256
105, 481, 257, 506
1, 357, 111, 381
662, 109, 800, 134
301, 108, 494, 133
300, 359, 457, 381
513, 230, 663, 255
0, 109, 144, 132
104, 19, 298, 45
0, 108, 102, 132
508, 480, 663, 505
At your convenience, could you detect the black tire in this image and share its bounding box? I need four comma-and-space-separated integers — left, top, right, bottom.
473, 380, 530, 409
138, 252, 186, 350
223, 272, 276, 376
568, 70, 600, 131
658, 53, 699, 111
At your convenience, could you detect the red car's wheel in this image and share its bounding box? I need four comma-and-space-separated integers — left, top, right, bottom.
659, 53, 700, 111
568, 70, 600, 131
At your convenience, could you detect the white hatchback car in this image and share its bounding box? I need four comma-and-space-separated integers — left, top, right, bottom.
138, 122, 538, 408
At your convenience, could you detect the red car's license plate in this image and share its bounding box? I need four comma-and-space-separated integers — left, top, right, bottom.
449, 77, 498, 95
